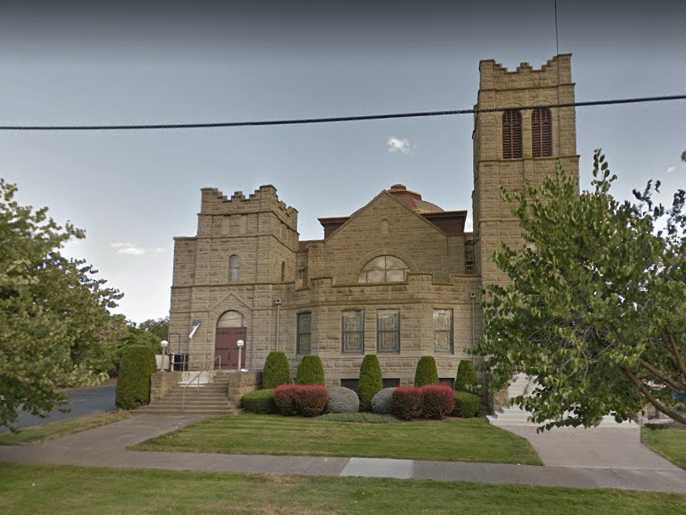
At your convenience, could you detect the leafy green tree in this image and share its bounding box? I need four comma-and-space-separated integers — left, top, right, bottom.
0, 179, 123, 428
138, 317, 169, 341
478, 151, 686, 428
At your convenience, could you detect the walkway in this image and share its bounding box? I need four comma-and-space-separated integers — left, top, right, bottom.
1, 415, 685, 493
0, 384, 116, 432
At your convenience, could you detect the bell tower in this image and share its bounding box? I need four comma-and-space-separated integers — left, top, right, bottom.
472, 54, 579, 287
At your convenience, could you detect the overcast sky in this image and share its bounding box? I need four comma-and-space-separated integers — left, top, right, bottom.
2, 0, 685, 322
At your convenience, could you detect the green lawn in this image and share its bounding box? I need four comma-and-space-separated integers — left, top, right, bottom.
1, 463, 685, 515
133, 413, 541, 465
0, 411, 130, 445
642, 426, 686, 469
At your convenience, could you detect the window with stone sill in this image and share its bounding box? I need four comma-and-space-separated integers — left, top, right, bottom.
433, 309, 454, 353
296, 312, 311, 355
358, 255, 408, 284
342, 309, 364, 353
502, 109, 522, 159
376, 309, 400, 353
228, 254, 240, 282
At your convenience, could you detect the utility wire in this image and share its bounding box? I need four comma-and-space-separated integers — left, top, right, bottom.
0, 94, 685, 131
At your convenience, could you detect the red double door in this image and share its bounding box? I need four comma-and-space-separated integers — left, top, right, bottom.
215, 327, 247, 369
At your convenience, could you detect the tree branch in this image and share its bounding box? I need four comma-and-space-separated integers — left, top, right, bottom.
639, 359, 686, 393
666, 331, 686, 383
623, 367, 686, 425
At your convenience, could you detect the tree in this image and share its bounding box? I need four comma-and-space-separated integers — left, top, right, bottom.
478, 151, 686, 428
138, 317, 169, 341
0, 179, 123, 428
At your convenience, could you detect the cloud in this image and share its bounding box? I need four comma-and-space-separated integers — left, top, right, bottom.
666, 165, 677, 174
111, 242, 165, 256
387, 137, 412, 154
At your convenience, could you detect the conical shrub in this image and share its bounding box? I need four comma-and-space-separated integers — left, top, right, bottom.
262, 351, 290, 389
455, 360, 478, 393
296, 355, 325, 384
358, 354, 383, 411
414, 356, 438, 387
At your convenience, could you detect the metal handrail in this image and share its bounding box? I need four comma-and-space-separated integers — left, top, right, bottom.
181, 370, 204, 412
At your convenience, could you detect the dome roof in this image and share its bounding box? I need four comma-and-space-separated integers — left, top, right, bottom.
386, 184, 443, 213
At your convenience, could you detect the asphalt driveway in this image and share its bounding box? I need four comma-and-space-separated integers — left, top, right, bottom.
0, 384, 116, 432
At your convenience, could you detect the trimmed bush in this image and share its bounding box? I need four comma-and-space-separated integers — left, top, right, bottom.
327, 386, 360, 413
391, 387, 423, 420
414, 356, 439, 386
115, 345, 156, 409
455, 360, 478, 394
358, 355, 383, 411
453, 391, 481, 418
274, 384, 328, 417
421, 384, 455, 419
371, 387, 396, 415
296, 355, 325, 385
262, 352, 290, 389
241, 389, 275, 414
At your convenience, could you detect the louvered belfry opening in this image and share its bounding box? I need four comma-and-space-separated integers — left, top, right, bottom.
502, 109, 522, 159
532, 107, 553, 157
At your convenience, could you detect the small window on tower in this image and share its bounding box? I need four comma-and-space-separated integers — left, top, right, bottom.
532, 107, 553, 157
229, 254, 240, 282
502, 110, 522, 159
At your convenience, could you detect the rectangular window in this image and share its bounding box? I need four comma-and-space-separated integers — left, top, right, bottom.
296, 312, 311, 355
341, 378, 359, 392
377, 310, 400, 353
433, 309, 453, 353
342, 310, 364, 353
383, 378, 400, 388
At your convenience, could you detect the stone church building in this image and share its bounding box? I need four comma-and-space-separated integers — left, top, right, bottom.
168, 54, 579, 388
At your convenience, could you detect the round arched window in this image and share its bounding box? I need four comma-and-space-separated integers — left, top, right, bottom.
358, 255, 408, 283
217, 310, 244, 328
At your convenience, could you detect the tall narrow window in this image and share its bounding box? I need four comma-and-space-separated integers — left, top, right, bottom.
502, 110, 522, 159
342, 310, 364, 353
281, 261, 286, 282
433, 309, 453, 353
229, 254, 240, 282
377, 310, 400, 353
532, 107, 552, 157
296, 312, 311, 355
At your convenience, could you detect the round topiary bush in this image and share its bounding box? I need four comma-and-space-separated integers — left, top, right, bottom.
371, 387, 396, 415
453, 391, 480, 418
327, 386, 360, 413
414, 356, 439, 386
358, 354, 383, 411
115, 345, 156, 409
241, 389, 275, 414
296, 355, 325, 384
391, 386, 423, 420
263, 352, 290, 389
455, 360, 478, 394
274, 384, 328, 417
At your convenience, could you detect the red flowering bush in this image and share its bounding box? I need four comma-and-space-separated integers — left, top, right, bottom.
391, 386, 423, 420
273, 384, 328, 417
421, 384, 455, 419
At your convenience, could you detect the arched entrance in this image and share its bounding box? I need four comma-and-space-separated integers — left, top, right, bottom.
215, 310, 247, 369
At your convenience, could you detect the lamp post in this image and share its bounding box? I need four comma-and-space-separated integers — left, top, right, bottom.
236, 339, 245, 372
160, 340, 169, 370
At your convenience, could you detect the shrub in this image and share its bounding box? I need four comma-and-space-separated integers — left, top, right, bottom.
391, 387, 423, 420
274, 384, 328, 417
327, 386, 360, 413
241, 389, 275, 414
358, 354, 383, 411
453, 391, 481, 418
262, 352, 290, 389
296, 355, 325, 384
455, 360, 478, 393
414, 356, 439, 386
371, 387, 396, 415
421, 384, 455, 419
115, 345, 156, 409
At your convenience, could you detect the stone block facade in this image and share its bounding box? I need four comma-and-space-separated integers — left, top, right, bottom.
168, 54, 579, 393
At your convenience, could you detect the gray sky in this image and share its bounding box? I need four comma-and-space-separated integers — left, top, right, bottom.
2, 0, 685, 322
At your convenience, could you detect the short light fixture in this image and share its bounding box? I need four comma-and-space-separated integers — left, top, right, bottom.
160, 340, 169, 354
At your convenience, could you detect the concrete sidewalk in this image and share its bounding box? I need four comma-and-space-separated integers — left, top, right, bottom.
1, 415, 685, 493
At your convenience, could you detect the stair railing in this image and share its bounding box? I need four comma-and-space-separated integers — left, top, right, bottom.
181, 370, 204, 412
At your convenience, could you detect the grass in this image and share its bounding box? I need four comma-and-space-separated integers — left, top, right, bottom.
1, 463, 685, 514
642, 425, 686, 469
132, 413, 542, 465
0, 411, 130, 445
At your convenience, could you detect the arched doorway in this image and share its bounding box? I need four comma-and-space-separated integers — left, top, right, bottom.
215, 310, 247, 369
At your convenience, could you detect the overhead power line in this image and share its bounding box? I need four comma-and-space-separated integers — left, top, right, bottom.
0, 94, 685, 131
